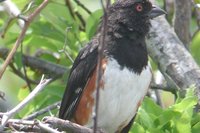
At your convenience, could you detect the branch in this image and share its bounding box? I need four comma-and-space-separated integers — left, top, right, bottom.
146, 15, 200, 103
0, 47, 68, 79
43, 116, 104, 133
36, 120, 60, 133
94, 0, 110, 132
5, 119, 40, 132
0, 0, 49, 79
1, 0, 24, 28
0, 117, 104, 133
64, 0, 85, 30
3, 118, 60, 133
74, 0, 92, 14
174, 0, 191, 49
24, 101, 60, 120
150, 83, 176, 94
0, 76, 51, 131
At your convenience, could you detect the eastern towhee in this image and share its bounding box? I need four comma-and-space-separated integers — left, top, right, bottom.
59, 0, 166, 132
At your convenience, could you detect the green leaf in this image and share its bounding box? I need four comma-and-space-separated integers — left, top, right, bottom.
191, 31, 200, 65
31, 21, 65, 42
154, 110, 180, 129
41, 2, 73, 36
192, 121, 200, 133
17, 86, 29, 101
85, 9, 103, 39
24, 35, 61, 51
137, 107, 154, 129
130, 123, 145, 133
172, 96, 197, 112
14, 52, 23, 70
185, 86, 196, 97
172, 87, 197, 112
172, 111, 191, 133
191, 113, 200, 127
141, 97, 163, 116
18, 83, 62, 118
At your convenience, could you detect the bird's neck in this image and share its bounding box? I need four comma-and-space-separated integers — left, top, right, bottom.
105, 30, 148, 74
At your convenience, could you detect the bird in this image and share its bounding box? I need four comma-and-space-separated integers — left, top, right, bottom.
59, 0, 166, 132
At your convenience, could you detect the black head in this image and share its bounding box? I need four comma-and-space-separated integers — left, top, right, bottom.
106, 0, 166, 37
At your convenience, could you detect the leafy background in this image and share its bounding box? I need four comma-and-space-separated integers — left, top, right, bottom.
0, 0, 200, 132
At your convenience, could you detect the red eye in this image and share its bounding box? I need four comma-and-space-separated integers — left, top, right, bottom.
136, 4, 143, 12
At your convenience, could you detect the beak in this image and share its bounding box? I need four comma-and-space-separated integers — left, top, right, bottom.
149, 5, 167, 19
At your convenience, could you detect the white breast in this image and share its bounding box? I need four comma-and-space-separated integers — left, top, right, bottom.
86, 59, 152, 133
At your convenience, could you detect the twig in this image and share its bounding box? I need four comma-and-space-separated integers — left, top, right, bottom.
5, 118, 39, 132
74, 0, 92, 14
24, 101, 61, 120
0, 48, 36, 85
154, 90, 164, 108
1, 0, 24, 29
0, 0, 49, 79
190, 0, 200, 38
0, 91, 5, 101
43, 116, 104, 133
21, 43, 33, 91
1, 117, 104, 132
94, 0, 110, 132
36, 120, 60, 133
150, 83, 176, 94
191, 0, 200, 27
4, 118, 60, 132
75, 11, 86, 28
65, 0, 75, 19
10, 123, 40, 132
59, 27, 74, 64
64, 0, 85, 30
9, 63, 38, 84
0, 75, 51, 131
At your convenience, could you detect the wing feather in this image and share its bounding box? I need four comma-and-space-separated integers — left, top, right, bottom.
59, 40, 98, 120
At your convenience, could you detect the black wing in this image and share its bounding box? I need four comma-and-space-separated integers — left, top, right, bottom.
59, 39, 98, 120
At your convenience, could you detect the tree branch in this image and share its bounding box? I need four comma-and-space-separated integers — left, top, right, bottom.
74, 0, 92, 15
43, 116, 104, 133
0, 76, 51, 131
150, 83, 176, 94
0, 117, 104, 133
36, 120, 60, 133
24, 101, 60, 120
3, 118, 60, 133
1, 0, 24, 29
146, 16, 200, 103
0, 47, 68, 79
94, 0, 110, 132
0, 0, 49, 79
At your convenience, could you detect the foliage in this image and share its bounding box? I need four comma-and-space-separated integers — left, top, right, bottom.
131, 88, 200, 133
0, 0, 101, 116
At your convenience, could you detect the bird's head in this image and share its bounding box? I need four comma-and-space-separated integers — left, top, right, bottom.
106, 0, 166, 37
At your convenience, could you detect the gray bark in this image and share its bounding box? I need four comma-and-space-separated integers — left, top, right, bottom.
146, 16, 200, 103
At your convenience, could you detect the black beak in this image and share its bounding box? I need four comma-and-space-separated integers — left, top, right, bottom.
149, 5, 167, 19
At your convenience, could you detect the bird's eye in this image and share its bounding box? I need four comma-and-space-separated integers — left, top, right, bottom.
135, 4, 143, 12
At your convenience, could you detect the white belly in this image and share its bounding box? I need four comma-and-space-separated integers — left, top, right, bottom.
86, 59, 152, 132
